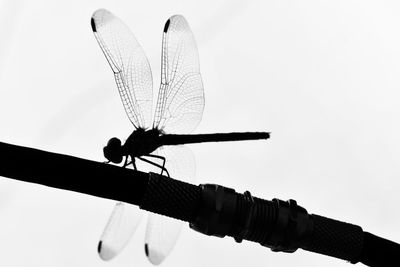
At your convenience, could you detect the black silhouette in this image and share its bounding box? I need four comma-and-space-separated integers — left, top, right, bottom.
91, 9, 269, 264
91, 10, 269, 177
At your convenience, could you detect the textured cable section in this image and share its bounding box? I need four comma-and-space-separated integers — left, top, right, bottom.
302, 214, 364, 262
140, 173, 202, 222
228, 192, 250, 238
242, 197, 278, 244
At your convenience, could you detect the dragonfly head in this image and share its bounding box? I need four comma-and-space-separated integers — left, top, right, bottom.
103, 137, 123, 163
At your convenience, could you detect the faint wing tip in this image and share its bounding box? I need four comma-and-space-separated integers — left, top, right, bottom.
164, 15, 188, 33
169, 14, 187, 23
98, 240, 117, 261
170, 14, 185, 19
91, 9, 114, 32
145, 243, 164, 265
92, 8, 109, 16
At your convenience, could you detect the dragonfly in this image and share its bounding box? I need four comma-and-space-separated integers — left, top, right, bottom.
91, 9, 269, 265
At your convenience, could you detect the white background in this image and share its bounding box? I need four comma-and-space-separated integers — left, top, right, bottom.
0, 0, 399, 266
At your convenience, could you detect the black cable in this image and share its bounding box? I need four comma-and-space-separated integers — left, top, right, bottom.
0, 141, 399, 266
358, 232, 400, 267
0, 141, 148, 205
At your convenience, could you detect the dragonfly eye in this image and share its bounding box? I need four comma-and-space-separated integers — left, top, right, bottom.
103, 137, 123, 163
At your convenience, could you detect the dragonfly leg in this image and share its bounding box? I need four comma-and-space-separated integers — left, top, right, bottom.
123, 157, 129, 167
145, 154, 168, 177
132, 158, 137, 170
138, 157, 170, 177
123, 156, 137, 170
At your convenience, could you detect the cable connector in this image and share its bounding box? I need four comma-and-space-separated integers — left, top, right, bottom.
189, 183, 313, 253
189, 184, 237, 237
264, 199, 312, 252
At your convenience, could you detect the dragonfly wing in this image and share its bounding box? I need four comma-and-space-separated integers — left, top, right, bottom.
91, 9, 153, 129
144, 213, 182, 265
97, 148, 162, 261
153, 15, 205, 134
98, 202, 144, 261
144, 146, 195, 265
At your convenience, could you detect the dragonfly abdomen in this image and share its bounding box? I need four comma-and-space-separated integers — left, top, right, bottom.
159, 132, 270, 146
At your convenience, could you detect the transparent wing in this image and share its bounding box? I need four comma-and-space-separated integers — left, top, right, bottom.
153, 15, 205, 134
97, 146, 170, 261
98, 202, 144, 261
144, 145, 196, 265
91, 9, 153, 129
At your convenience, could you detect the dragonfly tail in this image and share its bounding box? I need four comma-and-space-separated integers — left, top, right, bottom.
159, 132, 270, 146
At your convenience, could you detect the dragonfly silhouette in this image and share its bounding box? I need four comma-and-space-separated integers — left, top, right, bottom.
91, 9, 269, 265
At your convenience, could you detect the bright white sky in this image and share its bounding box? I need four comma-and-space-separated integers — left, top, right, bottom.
0, 0, 400, 266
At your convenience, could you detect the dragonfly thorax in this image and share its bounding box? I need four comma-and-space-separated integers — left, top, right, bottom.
123, 128, 162, 157
123, 128, 162, 159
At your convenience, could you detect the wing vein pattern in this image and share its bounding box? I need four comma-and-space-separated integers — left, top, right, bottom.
153, 15, 204, 134
91, 10, 202, 265
91, 9, 153, 129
